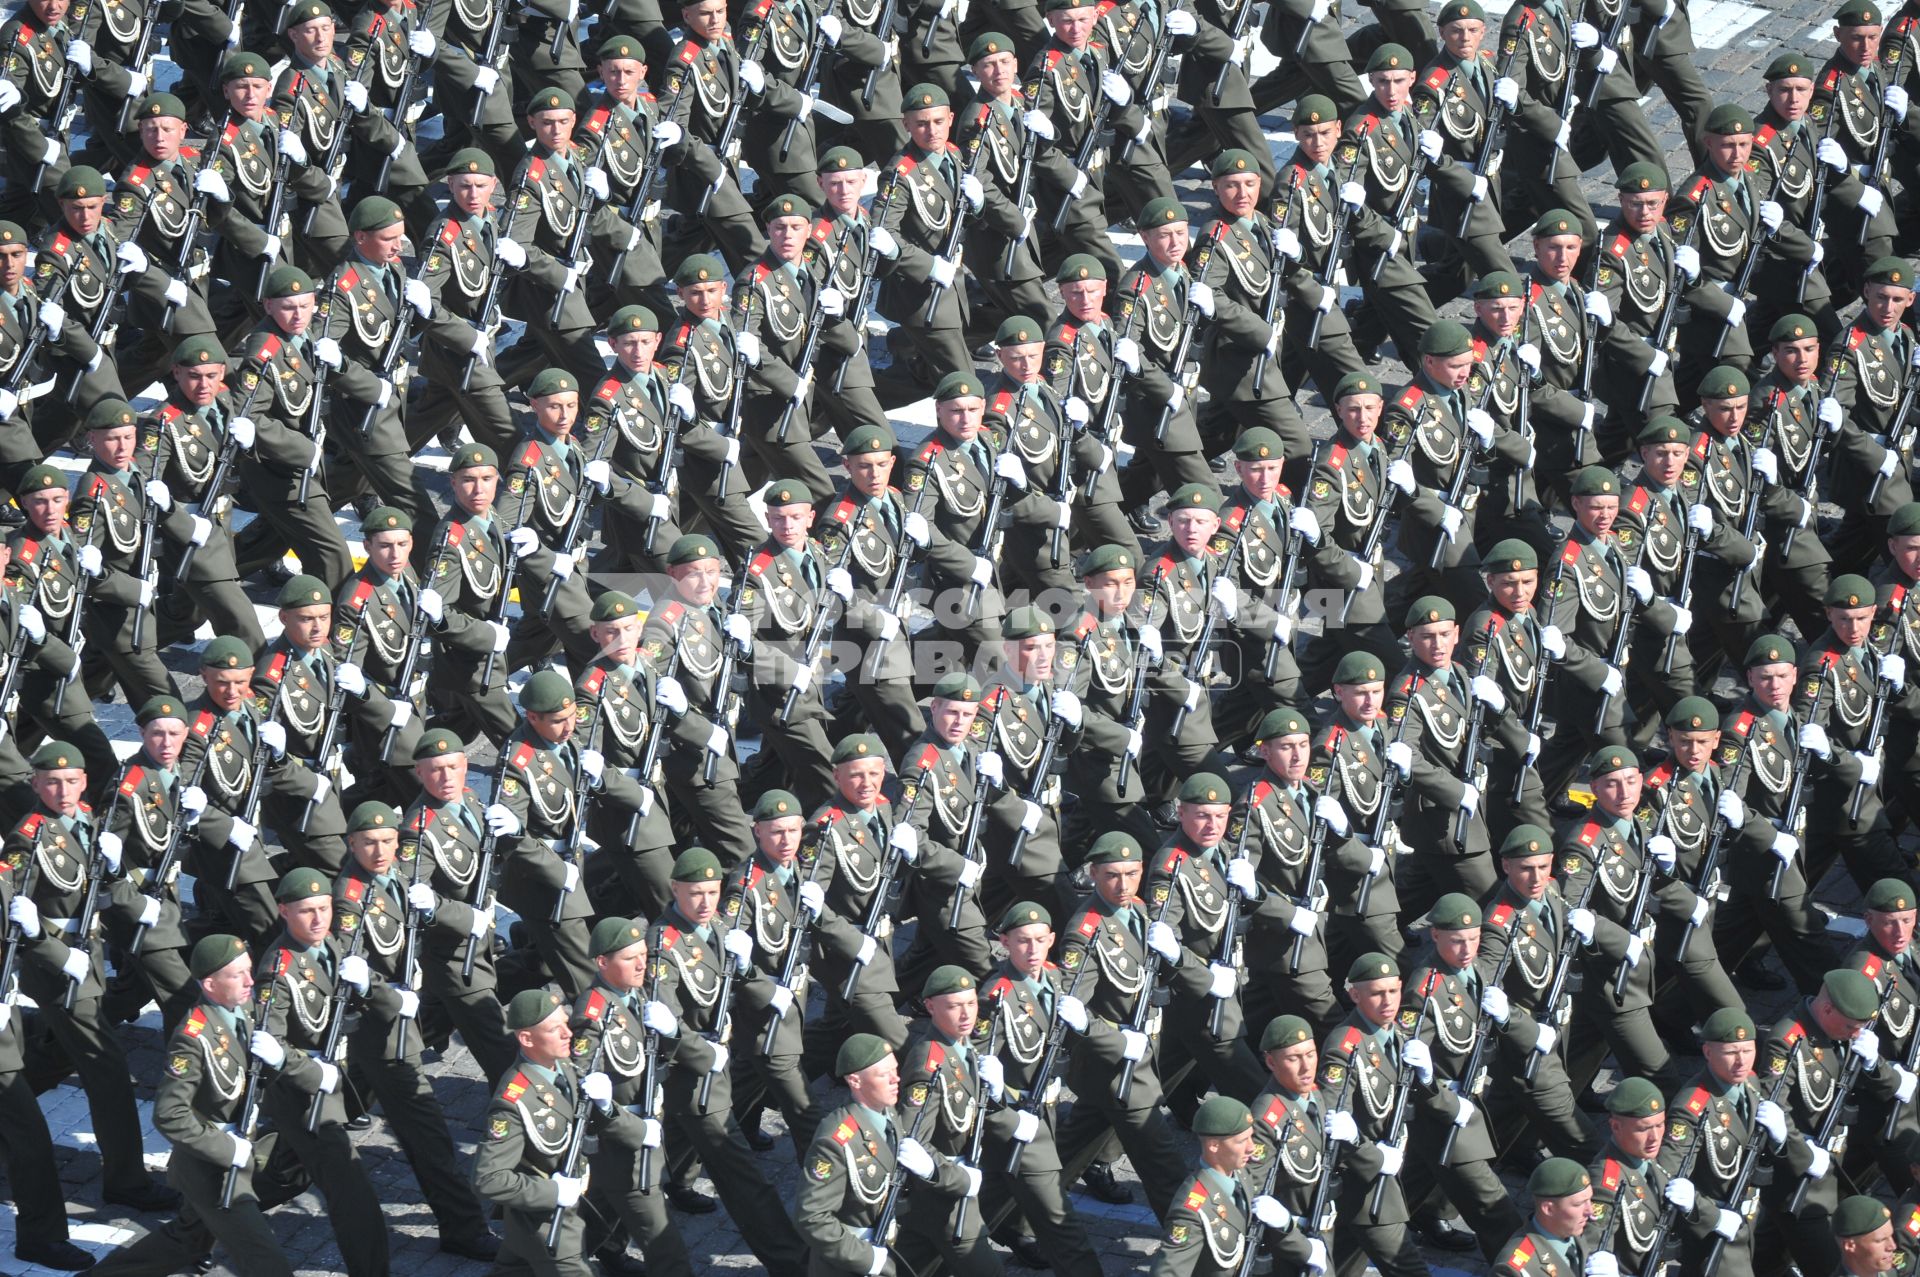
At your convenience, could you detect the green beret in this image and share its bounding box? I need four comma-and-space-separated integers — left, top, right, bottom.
1745, 633, 1795, 667
1346, 952, 1399, 984
1666, 696, 1719, 731
189, 934, 249, 980
200, 635, 254, 670
1704, 103, 1754, 136
934, 371, 984, 401
1178, 772, 1231, 805
1003, 606, 1054, 639
29, 741, 81, 771
1824, 968, 1882, 1019
1253, 705, 1311, 743
666, 534, 721, 565
818, 146, 864, 173
1260, 1015, 1314, 1052
0, 221, 24, 246
172, 336, 228, 367
1699, 365, 1751, 399
671, 847, 723, 882
1835, 0, 1882, 25
528, 368, 578, 398
765, 477, 812, 507
1042, 0, 1084, 11
135, 695, 187, 726
1333, 371, 1382, 401
1293, 95, 1338, 127
362, 506, 412, 536
263, 265, 315, 298
285, 0, 332, 24
1364, 42, 1413, 71
967, 30, 1015, 59
673, 253, 727, 286
998, 901, 1053, 932
904, 82, 949, 110
1484, 538, 1539, 573
1636, 416, 1690, 447
1764, 50, 1813, 80
1086, 832, 1142, 865
1615, 161, 1669, 194
1333, 651, 1386, 685
752, 790, 803, 821
220, 51, 274, 82
346, 801, 400, 834
931, 672, 982, 703
1865, 256, 1913, 287
923, 965, 976, 999
596, 33, 644, 59
1532, 208, 1583, 238
452, 443, 498, 471
411, 729, 465, 761
836, 1032, 892, 1076
1209, 149, 1262, 178
589, 590, 640, 622
1607, 1077, 1666, 1116
348, 196, 405, 233
761, 193, 812, 223
1527, 1157, 1592, 1198
1419, 320, 1472, 357
1570, 466, 1619, 498
1430, 893, 1483, 930
1167, 481, 1222, 513
506, 988, 565, 1031
607, 304, 658, 335
1891, 502, 1920, 537
1866, 878, 1917, 912
1827, 574, 1876, 608
441, 147, 497, 180
135, 92, 188, 121
589, 916, 647, 957
275, 867, 331, 903
55, 166, 108, 200
831, 733, 886, 764
995, 315, 1045, 347
1435, 0, 1484, 20
17, 464, 63, 495
1473, 270, 1523, 299
528, 86, 575, 114
1833, 1195, 1892, 1239
1405, 595, 1456, 628
1055, 253, 1107, 284
1233, 427, 1284, 460
520, 669, 576, 714
1500, 823, 1553, 859
275, 574, 330, 609
1768, 313, 1818, 344
84, 398, 138, 432
1192, 1096, 1253, 1137
1079, 543, 1138, 576
839, 423, 896, 456
1134, 196, 1188, 231
1700, 1006, 1755, 1042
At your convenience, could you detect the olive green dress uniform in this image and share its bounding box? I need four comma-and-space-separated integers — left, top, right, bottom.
731, 250, 844, 491
1146, 1165, 1264, 1277
1508, 0, 1661, 176
1145, 828, 1265, 1100
1491, 1222, 1601, 1277
1681, 409, 1771, 683
1829, 311, 1917, 572
580, 355, 685, 582
1164, 0, 1277, 181
1662, 161, 1763, 379
337, 4, 437, 237
268, 54, 381, 267
1139, 541, 1224, 791
497, 424, 615, 673
1408, 45, 1530, 293
251, 635, 390, 875
1246, 1074, 1339, 1248
396, 787, 518, 1083
901, 419, 1007, 663
1662, 1064, 1772, 1277
648, 901, 812, 1271
1333, 97, 1444, 364
1044, 306, 1140, 540
330, 562, 427, 787
724, 844, 826, 1150
1613, 458, 1708, 725
655, 307, 773, 565
897, 1025, 1003, 1276
573, 85, 671, 309
202, 108, 322, 327
1231, 766, 1353, 1036
1054, 601, 1161, 859
106, 138, 221, 388
876, 131, 975, 388
499, 141, 630, 382
1457, 321, 1546, 544
1520, 268, 1603, 512
1381, 372, 1521, 612
1298, 422, 1399, 692
1189, 210, 1313, 468
814, 479, 934, 754
253, 923, 392, 1277
734, 534, 835, 805
421, 502, 518, 744
959, 95, 1052, 325
1461, 595, 1554, 837
1020, 33, 1128, 284
329, 853, 495, 1244
507, 0, 585, 104
636, 593, 758, 863
1255, 0, 1368, 113
1812, 51, 1905, 282
1307, 710, 1403, 971
1594, 210, 1686, 429
1533, 527, 1641, 794
1553, 805, 1675, 1083
977, 674, 1080, 917
0, 11, 75, 212
898, 735, 995, 983
1746, 104, 1849, 344
6, 523, 126, 786
654, 32, 772, 269
29, 215, 128, 439
413, 202, 518, 456
736, 0, 834, 206
68, 457, 182, 708
100, 750, 196, 1030
572, 649, 676, 920
1386, 658, 1496, 916
799, 200, 892, 439
1637, 753, 1742, 1019
1741, 365, 1834, 640
798, 792, 914, 1063
177, 691, 290, 945
1211, 487, 1304, 744
1315, 1010, 1427, 1277
1081, 7, 1177, 226
1797, 624, 1908, 890
794, 1098, 979, 1276
1269, 153, 1370, 401
976, 371, 1090, 599
1841, 929, 1920, 1182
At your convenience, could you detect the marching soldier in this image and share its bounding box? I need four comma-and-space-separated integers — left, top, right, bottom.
979, 608, 1082, 918
1842, 879, 1920, 1186
412, 149, 521, 457
72, 398, 181, 709
330, 508, 428, 804
1583, 1077, 1709, 1272
419, 443, 515, 744
108, 94, 221, 390
1660, 1008, 1779, 1277
1664, 104, 1770, 378
657, 0, 773, 269
1593, 163, 1687, 439
1732, 324, 1834, 645
899, 372, 1006, 672
1272, 98, 1371, 401
897, 966, 1002, 1275
1491, 1158, 1605, 1277
895, 674, 997, 988
734, 480, 834, 806
1829, 257, 1918, 573
1295, 373, 1401, 693
1247, 1015, 1345, 1267
1151, 1095, 1323, 1277
581, 304, 684, 583
1813, 0, 1905, 284
1461, 540, 1555, 840
1310, 652, 1405, 974
1056, 544, 1162, 862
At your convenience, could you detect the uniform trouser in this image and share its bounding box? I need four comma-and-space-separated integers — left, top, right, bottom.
1327, 910, 1406, 984
175, 561, 269, 653
1653, 904, 1742, 1027
1197, 382, 1312, 470
1349, 248, 1441, 366
37, 992, 151, 1199
327, 421, 440, 537
853, 677, 928, 761
1055, 1073, 1187, 1221
232, 460, 355, 589
1537, 683, 1628, 804
1632, 24, 1711, 163
1334, 1217, 1426, 1277
895, 880, 994, 987
591, 837, 675, 928
1486, 1038, 1595, 1162
581, 1136, 694, 1277
344, 1012, 492, 1240
1045, 204, 1124, 289
187, 841, 280, 949
1567, 992, 1673, 1090
412, 345, 517, 456
90, 1152, 296, 1277
495, 1204, 594, 1277
511, 907, 595, 1001
813, 362, 891, 439
0, 1067, 71, 1254
1118, 407, 1216, 509
1712, 878, 1834, 995
663, 764, 756, 868
422, 947, 520, 1085
1754, 1182, 1841, 1277
665, 1101, 809, 1274
259, 1085, 391, 1277
261, 788, 348, 877
1570, 86, 1664, 179
980, 1125, 1105, 1277
502, 570, 597, 674
1404, 1131, 1521, 1263
734, 1001, 821, 1155
85, 606, 180, 709
426, 654, 518, 747
1242, 958, 1341, 1040
741, 395, 835, 498
124, 942, 194, 1036
897, 1193, 1004, 1277
750, 693, 837, 812
1282, 295, 1366, 405
1487, 756, 1552, 847
1249, 42, 1367, 117
1419, 206, 1517, 308
679, 457, 768, 568
1159, 992, 1265, 1103
661, 172, 767, 274
1811, 785, 1910, 894
801, 969, 911, 1076
26, 684, 121, 802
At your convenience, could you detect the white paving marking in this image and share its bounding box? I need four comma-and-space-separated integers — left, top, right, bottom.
1692, 0, 1774, 49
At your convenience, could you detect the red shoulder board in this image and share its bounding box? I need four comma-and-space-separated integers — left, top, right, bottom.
987, 975, 1014, 999
1685, 1086, 1710, 1115
343, 877, 366, 903
182, 1007, 207, 1037
444, 521, 466, 547
1184, 1180, 1210, 1210
584, 988, 608, 1020
1044, 48, 1066, 70
273, 948, 293, 976
595, 377, 620, 402
1561, 540, 1582, 566
926, 1041, 946, 1069
1328, 443, 1347, 470
1489, 901, 1516, 928
657, 600, 685, 626
678, 39, 700, 63
1895, 14, 1917, 35
989, 389, 1014, 417
1863, 953, 1885, 980
1819, 645, 1844, 671
1397, 673, 1418, 695
159, 404, 184, 425
1602, 1159, 1622, 1191
828, 496, 858, 525
1692, 432, 1710, 460
49, 231, 71, 256
1685, 176, 1713, 203
586, 107, 611, 134
438, 219, 461, 246
893, 154, 919, 175
1397, 385, 1424, 410
1647, 763, 1674, 788
1259, 1096, 1287, 1130
192, 710, 216, 737
1783, 1020, 1806, 1046
1731, 711, 1756, 738
86, 475, 109, 500
18, 813, 43, 839
518, 441, 543, 469
1422, 65, 1450, 90
1290, 163, 1313, 186
1471, 336, 1488, 361
1252, 779, 1274, 807
1628, 486, 1650, 516
1071, 613, 1098, 641
1906, 1205, 1920, 1238
1892, 583, 1908, 609
1154, 555, 1177, 577
812, 218, 833, 242
125, 165, 152, 188
1822, 68, 1842, 91
916, 438, 944, 464
1355, 113, 1380, 137
751, 263, 771, 286
832, 1118, 857, 1144
747, 549, 776, 579
118, 765, 145, 796
526, 156, 546, 182
1756, 123, 1778, 146
509, 742, 536, 771
15, 25, 33, 43
913, 743, 941, 773
181, 146, 199, 160
14, 540, 36, 565
264, 651, 289, 684
254, 333, 282, 363
582, 668, 608, 696
1224, 505, 1247, 532
336, 266, 360, 292
1055, 322, 1078, 344
1508, 1238, 1536, 1272
1850, 326, 1869, 350
1337, 1025, 1363, 1056
503, 1072, 529, 1102
409, 807, 431, 832
1161, 845, 1189, 873
1077, 910, 1101, 937
1607, 233, 1633, 261
1419, 970, 1443, 996
346, 579, 374, 613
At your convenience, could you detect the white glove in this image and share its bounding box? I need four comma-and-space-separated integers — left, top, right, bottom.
1459, 784, 1480, 820
1049, 689, 1083, 730
1534, 1024, 1559, 1055
1668, 604, 1692, 635
1600, 665, 1624, 699
228, 817, 257, 851
466, 64, 500, 96
1887, 84, 1911, 121
902, 511, 930, 549
1492, 77, 1519, 110
7, 895, 40, 939
1452, 1096, 1478, 1129
189, 165, 233, 207
732, 332, 762, 369
1853, 1027, 1882, 1069
960, 173, 984, 212
510, 527, 543, 559
552, 1175, 584, 1209
94, 830, 123, 875
1896, 1065, 1919, 1103
1345, 553, 1377, 592
1209, 576, 1238, 621
1758, 200, 1783, 234
1756, 1098, 1788, 1143
1281, 505, 1323, 549
579, 1070, 614, 1111
868, 226, 899, 259
1713, 1209, 1743, 1241
739, 58, 766, 93
1164, 6, 1198, 35
1440, 504, 1464, 539
1056, 995, 1088, 1033
403, 25, 435, 55
1883, 449, 1902, 479
1147, 920, 1181, 965
1338, 180, 1367, 212
1022, 108, 1058, 142
75, 545, 104, 582
1714, 790, 1747, 827
484, 803, 519, 836
1517, 342, 1542, 377
1586, 1254, 1619, 1277
823, 568, 855, 606
1673, 244, 1701, 282
1749, 446, 1779, 484
1624, 564, 1653, 605
1401, 1038, 1434, 1084
1377, 1140, 1405, 1177
342, 79, 369, 113
402, 880, 437, 915
1678, 500, 1715, 538
1641, 833, 1677, 872
337, 954, 370, 994
1324, 1109, 1360, 1144
396, 277, 431, 320
1304, 1239, 1330, 1274
249, 1030, 285, 1068
1119, 1028, 1150, 1061
1206, 962, 1237, 998
1226, 858, 1258, 901
1386, 741, 1413, 778
930, 256, 958, 288
1817, 396, 1844, 433
1567, 907, 1596, 944
1794, 722, 1831, 759
462, 903, 493, 939
814, 287, 847, 321
1387, 457, 1417, 497
1480, 985, 1510, 1024
1815, 136, 1848, 172
551, 551, 575, 580
1880, 654, 1907, 690
1806, 1143, 1832, 1180
1580, 292, 1613, 330
1252, 1194, 1293, 1229
1570, 19, 1599, 46
1100, 69, 1132, 105
65, 37, 93, 75
1418, 129, 1443, 163
706, 1043, 730, 1075
311, 337, 343, 370
897, 1137, 937, 1179
0, 81, 17, 114
628, 998, 675, 1039
1273, 227, 1303, 261
813, 11, 842, 42
1288, 905, 1318, 938
60, 948, 88, 983
1860, 185, 1886, 218
1470, 674, 1506, 713
334, 663, 367, 697
1188, 282, 1215, 317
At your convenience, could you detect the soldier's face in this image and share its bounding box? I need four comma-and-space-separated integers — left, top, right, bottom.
1334, 681, 1383, 722
224, 74, 273, 119
848, 1053, 901, 1108
140, 116, 188, 162
1348, 975, 1401, 1027
765, 500, 815, 547
1204, 1128, 1255, 1174
1869, 907, 1916, 957
1213, 172, 1261, 219
1141, 223, 1189, 267
1422, 349, 1474, 389
201, 955, 254, 1009
1235, 456, 1285, 499
672, 878, 721, 925
1619, 190, 1666, 233
1293, 120, 1340, 166
1704, 131, 1753, 175
89, 423, 138, 473
1702, 1037, 1755, 1084
1091, 861, 1142, 907
204, 666, 255, 710
1010, 632, 1055, 682
596, 940, 648, 991
1261, 733, 1310, 781
1407, 620, 1458, 669
996, 340, 1045, 382
935, 396, 985, 439
1486, 567, 1536, 612
928, 697, 980, 743
905, 107, 953, 153
1433, 925, 1480, 970
1335, 393, 1382, 439
1828, 602, 1875, 648
264, 294, 317, 334
173, 360, 228, 405
670, 556, 721, 605
1745, 660, 1795, 708
974, 51, 1018, 97
1768, 75, 1813, 121
1639, 440, 1689, 488
517, 1010, 573, 1066
1504, 851, 1554, 900
928, 988, 978, 1040
1059, 279, 1107, 318
1369, 68, 1414, 112
591, 613, 642, 663
1836, 20, 1882, 64
1842, 1223, 1899, 1274
22, 486, 67, 533
1666, 728, 1718, 772
0, 243, 27, 290
1178, 801, 1231, 847
1591, 768, 1642, 818
451, 464, 498, 515
32, 767, 85, 814
366, 530, 410, 579
1700, 395, 1747, 435
1774, 335, 1822, 382
531, 392, 578, 439
447, 174, 496, 218
767, 215, 810, 261
1473, 296, 1524, 336
1265, 1040, 1316, 1091
528, 109, 575, 152
61, 196, 106, 236
835, 758, 886, 808
350, 828, 399, 875
1891, 534, 1920, 579
1532, 232, 1581, 282
611, 329, 661, 371
845, 449, 895, 496
753, 814, 804, 862
1083, 567, 1134, 616
821, 170, 866, 212
1046, 6, 1095, 46
682, 0, 727, 38
1864, 280, 1914, 330
279, 603, 331, 650
287, 17, 334, 61
142, 717, 188, 766
1438, 17, 1484, 59
414, 753, 468, 800
1537, 1187, 1594, 1238
527, 707, 575, 744
280, 895, 333, 946
1572, 493, 1617, 537
600, 56, 646, 100
354, 222, 406, 266
1169, 508, 1220, 556
1002, 922, 1055, 975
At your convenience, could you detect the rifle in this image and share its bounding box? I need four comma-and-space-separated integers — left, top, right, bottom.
1208, 790, 1255, 1037
1709, 218, 1772, 361
538, 423, 618, 615
1285, 766, 1340, 972
1369, 130, 1429, 285
866, 1102, 933, 1250
1636, 214, 1699, 414
301, 52, 378, 236
1454, 14, 1528, 237
1291, 1063, 1356, 1263
696, 3, 775, 216
296, 309, 333, 508
167, 110, 236, 292
1719, 417, 1776, 614
1253, 175, 1301, 395
480, 478, 537, 690
922, 111, 991, 325
178, 370, 267, 579
1858, 83, 1899, 246
776, 0, 838, 161
1007, 652, 1086, 874
392, 826, 425, 1060
1767, 677, 1825, 897
375, 1, 435, 193
62, 786, 128, 1011
381, 529, 453, 763
636, 953, 665, 1190
0, 860, 36, 1033
1367, 990, 1433, 1220
605, 73, 692, 288
697, 909, 744, 1110
253, 128, 297, 301
1439, 907, 1522, 1165
1081, 282, 1146, 502
1117, 6, 1178, 165
1884, 974, 1920, 1140
1004, 958, 1089, 1173
1211, 0, 1259, 104
642, 356, 695, 555
837, 173, 903, 392
219, 982, 276, 1209
1700, 1042, 1799, 1276
1114, 573, 1166, 792
1050, 49, 1121, 235
51, 516, 101, 717
27, 0, 90, 196
552, 712, 604, 926
776, 218, 858, 443
0, 603, 29, 746
861, 0, 901, 108
1426, 377, 1498, 569
1869, 351, 1920, 507
712, 293, 756, 501
1338, 425, 1416, 625
1450, 623, 1499, 853
1158, 224, 1227, 442
1116, 860, 1181, 1105
762, 834, 828, 1052
1001, 78, 1045, 275
1634, 1086, 1704, 1277
947, 749, 997, 929
1308, 156, 1358, 349
461, 763, 511, 978
222, 699, 280, 892
1168, 496, 1249, 739
466, 0, 512, 127
129, 750, 212, 957
359, 247, 439, 434
544, 1033, 606, 1251
297, 630, 359, 836
1661, 478, 1704, 675
858, 478, 934, 681
1523, 868, 1597, 1082
950, 1015, 1002, 1240
1675, 735, 1749, 963
458, 167, 535, 391
779, 533, 856, 722
1590, 529, 1646, 732
64, 199, 155, 406
547, 161, 607, 327
703, 573, 752, 784
1779, 350, 1846, 559
128, 448, 167, 649
1852, 648, 1898, 825
1359, 689, 1418, 916
840, 781, 922, 1000
2, 272, 70, 400
1797, 106, 1839, 303
304, 920, 367, 1132
1609, 829, 1658, 1005
1784, 986, 1890, 1214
